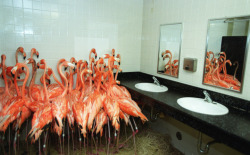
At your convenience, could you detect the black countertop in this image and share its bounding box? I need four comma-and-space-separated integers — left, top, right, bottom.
118, 72, 250, 154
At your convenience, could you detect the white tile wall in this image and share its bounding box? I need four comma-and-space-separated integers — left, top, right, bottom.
1, 0, 250, 100
0, 0, 143, 85
141, 0, 250, 100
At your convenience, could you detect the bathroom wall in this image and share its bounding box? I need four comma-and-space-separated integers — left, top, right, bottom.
141, 0, 250, 100
0, 0, 143, 84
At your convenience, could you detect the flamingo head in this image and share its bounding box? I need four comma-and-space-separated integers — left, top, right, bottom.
47, 68, 52, 76
90, 48, 97, 59
58, 58, 66, 64
11, 65, 19, 77
40, 59, 46, 65
219, 52, 226, 58
112, 49, 115, 56
81, 60, 88, 69
70, 57, 77, 65
18, 47, 26, 59
163, 54, 170, 60
102, 54, 110, 59
45, 74, 51, 84
1, 54, 6, 61
32, 48, 39, 58
26, 58, 35, 64
108, 56, 120, 66
164, 50, 171, 55
173, 60, 179, 64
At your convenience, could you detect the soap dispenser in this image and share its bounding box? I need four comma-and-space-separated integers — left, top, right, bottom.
183, 58, 197, 72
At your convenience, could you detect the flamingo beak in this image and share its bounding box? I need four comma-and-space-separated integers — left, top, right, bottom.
11, 72, 15, 78
37, 55, 39, 58
37, 65, 39, 69
17, 75, 21, 79
22, 67, 24, 70
64, 67, 67, 71
95, 55, 97, 59
23, 56, 26, 60
48, 79, 51, 84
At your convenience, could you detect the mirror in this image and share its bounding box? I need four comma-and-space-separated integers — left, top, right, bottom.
203, 16, 250, 92
157, 23, 182, 77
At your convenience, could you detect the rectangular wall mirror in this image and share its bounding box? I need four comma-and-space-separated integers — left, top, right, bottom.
157, 23, 182, 77
203, 16, 250, 92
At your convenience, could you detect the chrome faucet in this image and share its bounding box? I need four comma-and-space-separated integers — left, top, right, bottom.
203, 90, 213, 103
153, 76, 161, 86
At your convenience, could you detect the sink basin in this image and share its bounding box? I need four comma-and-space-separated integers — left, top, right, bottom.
177, 97, 229, 116
135, 83, 168, 92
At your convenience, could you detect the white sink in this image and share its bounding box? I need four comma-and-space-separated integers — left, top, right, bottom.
135, 83, 168, 92
177, 97, 229, 116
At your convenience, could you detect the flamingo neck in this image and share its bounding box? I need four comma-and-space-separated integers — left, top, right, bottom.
42, 63, 49, 102
59, 63, 68, 97
2, 59, 10, 95
51, 69, 64, 89
114, 66, 120, 81
28, 60, 37, 100
20, 64, 29, 98
233, 62, 239, 80
75, 62, 81, 90
30, 52, 34, 59
79, 70, 86, 101
57, 59, 65, 85
69, 68, 73, 92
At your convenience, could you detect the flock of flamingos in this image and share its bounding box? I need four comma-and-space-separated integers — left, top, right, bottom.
0, 47, 148, 154
204, 51, 241, 91
161, 50, 179, 77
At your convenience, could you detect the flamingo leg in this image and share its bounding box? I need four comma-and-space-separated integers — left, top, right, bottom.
118, 118, 136, 154
43, 130, 48, 155
78, 128, 81, 154
62, 119, 65, 154
91, 121, 98, 154
17, 130, 20, 152
91, 132, 97, 154
39, 137, 41, 155
107, 117, 111, 155
116, 129, 120, 153
124, 122, 127, 139
59, 136, 62, 154
14, 131, 17, 155
67, 123, 70, 155
26, 119, 29, 154
9, 127, 10, 155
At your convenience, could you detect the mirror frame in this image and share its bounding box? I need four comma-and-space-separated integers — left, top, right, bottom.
202, 15, 250, 93
157, 23, 183, 78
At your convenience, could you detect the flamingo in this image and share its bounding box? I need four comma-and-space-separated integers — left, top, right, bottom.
0, 61, 30, 132
0, 55, 13, 112
6, 47, 27, 78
